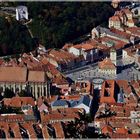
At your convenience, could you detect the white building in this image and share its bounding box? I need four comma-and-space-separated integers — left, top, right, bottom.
110, 48, 117, 66
130, 111, 140, 123
16, 6, 28, 21
73, 95, 91, 114
69, 43, 99, 63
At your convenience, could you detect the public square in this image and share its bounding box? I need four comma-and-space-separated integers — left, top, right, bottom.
66, 57, 140, 82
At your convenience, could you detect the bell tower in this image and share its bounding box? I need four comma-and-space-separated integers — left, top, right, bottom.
110, 48, 117, 66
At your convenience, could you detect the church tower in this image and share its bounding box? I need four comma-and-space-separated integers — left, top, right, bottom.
110, 48, 117, 66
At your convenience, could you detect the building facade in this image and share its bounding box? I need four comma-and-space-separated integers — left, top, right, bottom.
110, 48, 117, 66
98, 58, 117, 75
0, 67, 51, 99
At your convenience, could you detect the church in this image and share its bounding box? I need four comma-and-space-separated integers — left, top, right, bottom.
0, 66, 51, 99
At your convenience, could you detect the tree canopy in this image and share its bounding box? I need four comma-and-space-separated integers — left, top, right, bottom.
27, 2, 115, 49
0, 2, 115, 53
0, 15, 36, 56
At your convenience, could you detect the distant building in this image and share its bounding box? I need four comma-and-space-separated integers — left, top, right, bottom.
109, 8, 135, 30
68, 43, 99, 63
109, 15, 122, 30
46, 49, 81, 71
51, 95, 91, 114
100, 80, 132, 104
75, 80, 92, 95
110, 48, 117, 66
111, 0, 120, 9
91, 26, 134, 43
16, 6, 28, 21
100, 80, 117, 104
130, 111, 140, 123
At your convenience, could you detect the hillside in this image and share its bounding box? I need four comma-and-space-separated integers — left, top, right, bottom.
0, 16, 36, 56
0, 2, 115, 52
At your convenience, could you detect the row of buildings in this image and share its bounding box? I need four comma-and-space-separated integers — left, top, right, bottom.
0, 77, 140, 138
0, 5, 140, 139
94, 79, 140, 138
0, 7, 140, 99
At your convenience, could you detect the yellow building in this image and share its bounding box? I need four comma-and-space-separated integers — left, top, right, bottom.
98, 58, 116, 75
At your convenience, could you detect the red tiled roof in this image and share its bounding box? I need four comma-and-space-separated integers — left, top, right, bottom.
21, 122, 37, 138
99, 58, 116, 69
86, 39, 109, 51
52, 76, 68, 85
72, 43, 96, 51
62, 43, 73, 50
0, 114, 24, 122
52, 122, 64, 138
100, 80, 116, 104
115, 127, 128, 134
3, 97, 35, 107
41, 108, 83, 123
48, 49, 77, 63
111, 133, 139, 138
28, 70, 46, 83
60, 95, 81, 101
0, 66, 27, 83
109, 15, 121, 22
100, 36, 127, 50
42, 124, 50, 138
110, 28, 131, 39
102, 125, 113, 134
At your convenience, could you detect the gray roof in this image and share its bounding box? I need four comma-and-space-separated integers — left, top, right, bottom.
77, 95, 91, 106
24, 115, 36, 121
69, 100, 78, 107
51, 100, 68, 107
95, 26, 129, 40
16, 6, 28, 10
70, 95, 91, 107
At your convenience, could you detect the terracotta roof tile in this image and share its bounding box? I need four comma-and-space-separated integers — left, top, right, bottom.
109, 15, 121, 22
99, 58, 116, 69
42, 124, 50, 138
110, 28, 131, 39
100, 36, 127, 50
115, 127, 128, 134
0, 66, 27, 83
72, 43, 97, 51
101, 125, 113, 134
52, 122, 64, 138
52, 76, 68, 85
3, 97, 35, 107
28, 70, 46, 83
